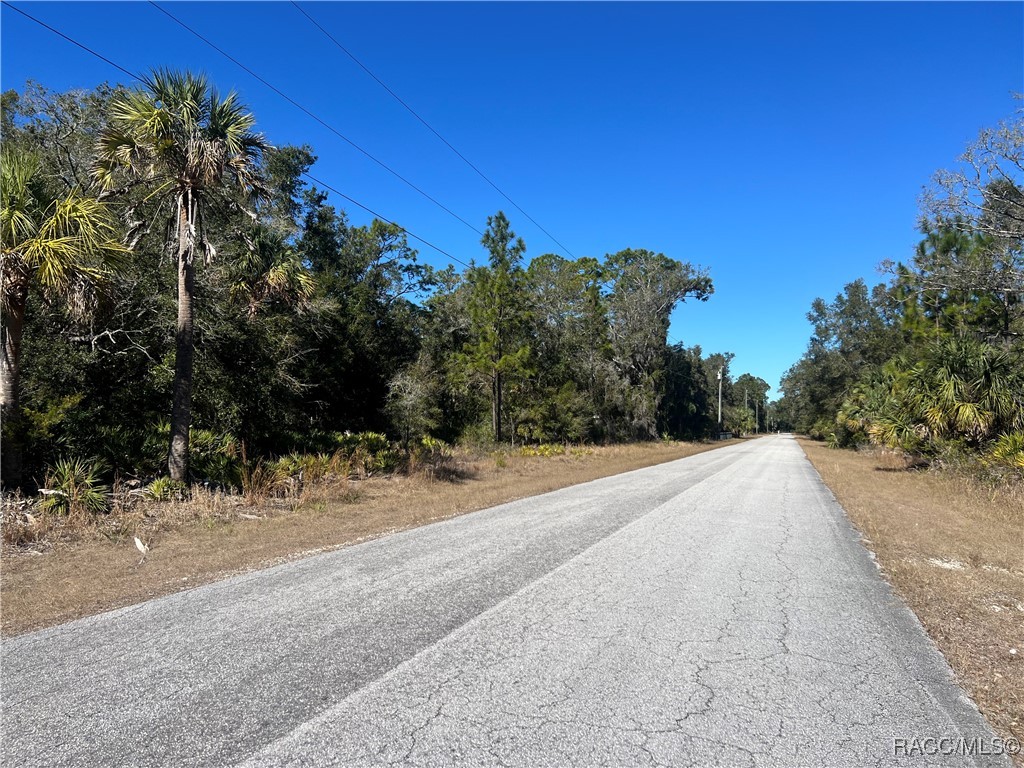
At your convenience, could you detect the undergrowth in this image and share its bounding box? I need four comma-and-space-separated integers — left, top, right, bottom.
1, 434, 612, 549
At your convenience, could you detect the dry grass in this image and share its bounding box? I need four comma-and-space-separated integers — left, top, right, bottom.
799, 439, 1023, 760
0, 440, 739, 637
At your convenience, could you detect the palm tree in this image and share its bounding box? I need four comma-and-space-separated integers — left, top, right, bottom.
230, 227, 314, 319
1, 148, 127, 488
94, 70, 268, 481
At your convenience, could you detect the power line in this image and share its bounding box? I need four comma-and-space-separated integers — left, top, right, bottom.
290, 0, 576, 260
1, 1, 141, 83
147, 1, 484, 238
303, 172, 470, 269
0, 1, 469, 268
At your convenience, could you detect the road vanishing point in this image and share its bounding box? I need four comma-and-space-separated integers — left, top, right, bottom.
0, 435, 1009, 767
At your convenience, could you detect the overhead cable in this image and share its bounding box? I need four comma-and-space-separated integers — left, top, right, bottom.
148, 0, 484, 237
302, 172, 471, 268
2, 1, 141, 82
291, 0, 575, 259
1, 1, 468, 267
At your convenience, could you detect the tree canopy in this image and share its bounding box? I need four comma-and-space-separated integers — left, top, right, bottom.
777, 105, 1023, 471
0, 77, 741, 492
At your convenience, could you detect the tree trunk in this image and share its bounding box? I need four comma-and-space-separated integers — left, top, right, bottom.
168, 193, 195, 482
492, 369, 503, 443
1, 281, 28, 489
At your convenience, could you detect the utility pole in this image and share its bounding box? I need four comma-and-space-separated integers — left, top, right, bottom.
744, 388, 748, 435
755, 398, 759, 434
717, 366, 723, 434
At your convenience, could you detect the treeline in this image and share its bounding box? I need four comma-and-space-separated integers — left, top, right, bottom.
776, 107, 1024, 473
0, 74, 768, 493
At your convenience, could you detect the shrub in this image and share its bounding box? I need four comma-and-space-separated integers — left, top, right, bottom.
326, 432, 401, 477
334, 431, 391, 457
519, 443, 567, 458
808, 418, 834, 442
327, 450, 352, 477
141, 423, 242, 488
142, 476, 190, 501
239, 458, 290, 504
273, 452, 333, 484
39, 458, 110, 516
458, 423, 497, 454
988, 432, 1024, 469
1, 495, 46, 546
282, 430, 393, 458
410, 436, 455, 478
864, 337, 1024, 455
280, 430, 339, 456
371, 448, 402, 475
414, 436, 452, 461
189, 429, 241, 489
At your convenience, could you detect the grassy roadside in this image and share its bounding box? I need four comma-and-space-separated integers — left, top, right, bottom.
1, 439, 741, 637
798, 439, 1023, 759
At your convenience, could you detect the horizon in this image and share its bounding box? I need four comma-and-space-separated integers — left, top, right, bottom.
2, 1, 1021, 396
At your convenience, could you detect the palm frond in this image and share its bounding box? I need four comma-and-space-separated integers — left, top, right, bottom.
1, 149, 42, 249
2, 157, 126, 319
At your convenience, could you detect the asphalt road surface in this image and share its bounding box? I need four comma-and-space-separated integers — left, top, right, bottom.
1, 435, 1010, 767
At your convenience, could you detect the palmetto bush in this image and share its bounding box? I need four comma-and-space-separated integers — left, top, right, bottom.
835, 371, 896, 448
39, 458, 110, 517
408, 436, 455, 478
273, 453, 334, 484
189, 430, 242, 489
988, 432, 1024, 469
866, 336, 1023, 454
143, 423, 242, 489
334, 431, 391, 457
142, 476, 189, 502
328, 432, 398, 477
519, 443, 568, 457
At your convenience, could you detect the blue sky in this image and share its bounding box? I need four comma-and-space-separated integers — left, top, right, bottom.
2, 2, 1021, 396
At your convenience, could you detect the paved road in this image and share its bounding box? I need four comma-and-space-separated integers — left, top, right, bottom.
1, 436, 1009, 767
